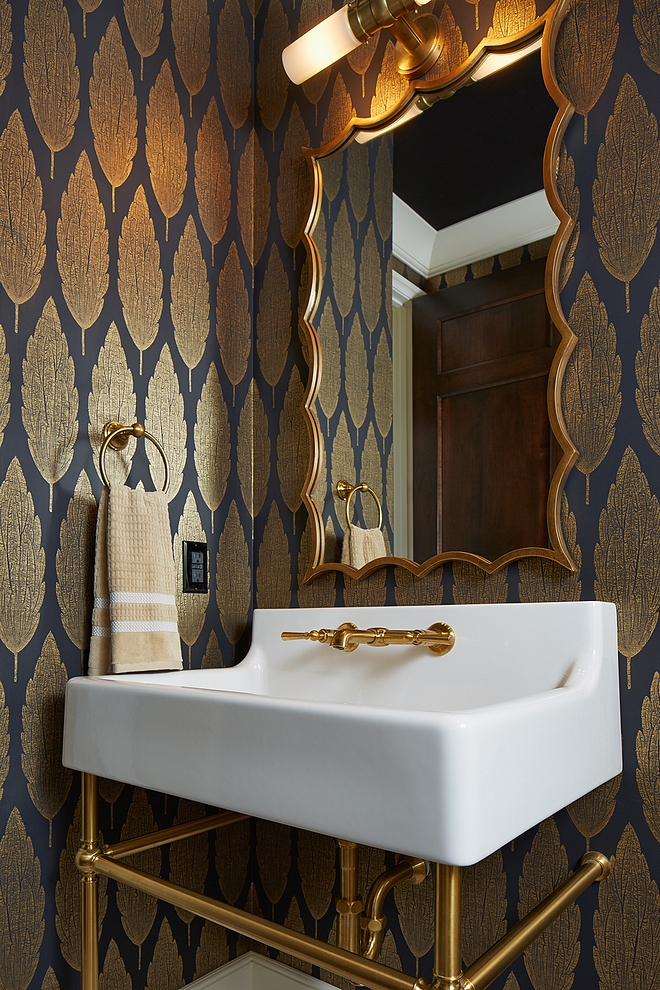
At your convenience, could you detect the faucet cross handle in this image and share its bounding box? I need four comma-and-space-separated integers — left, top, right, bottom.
281, 621, 454, 655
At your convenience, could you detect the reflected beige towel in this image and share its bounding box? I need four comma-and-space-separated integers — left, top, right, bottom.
88, 486, 183, 675
341, 524, 387, 569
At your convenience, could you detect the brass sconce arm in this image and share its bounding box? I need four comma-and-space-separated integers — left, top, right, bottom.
362, 857, 428, 960
347, 0, 442, 77
282, 622, 455, 655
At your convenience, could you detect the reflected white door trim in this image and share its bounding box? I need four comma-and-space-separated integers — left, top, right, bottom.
393, 189, 560, 279
392, 298, 416, 560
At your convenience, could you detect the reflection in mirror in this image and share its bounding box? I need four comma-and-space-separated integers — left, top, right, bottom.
302, 13, 578, 579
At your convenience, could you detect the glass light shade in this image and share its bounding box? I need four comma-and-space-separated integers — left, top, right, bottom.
471, 35, 542, 81
282, 6, 361, 85
354, 102, 424, 144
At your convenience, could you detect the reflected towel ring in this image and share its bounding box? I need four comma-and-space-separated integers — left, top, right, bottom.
99, 421, 170, 492
336, 479, 383, 530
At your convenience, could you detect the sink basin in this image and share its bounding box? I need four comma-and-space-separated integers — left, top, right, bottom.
63, 602, 621, 866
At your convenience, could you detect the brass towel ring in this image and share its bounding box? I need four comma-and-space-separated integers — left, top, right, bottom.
336, 479, 383, 530
99, 421, 170, 492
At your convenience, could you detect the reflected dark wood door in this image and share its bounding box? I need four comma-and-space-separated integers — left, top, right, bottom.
412, 257, 558, 562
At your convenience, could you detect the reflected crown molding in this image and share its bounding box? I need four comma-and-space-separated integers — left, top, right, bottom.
391, 269, 426, 307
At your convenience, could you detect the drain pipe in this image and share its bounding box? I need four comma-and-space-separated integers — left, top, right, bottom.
362, 856, 428, 960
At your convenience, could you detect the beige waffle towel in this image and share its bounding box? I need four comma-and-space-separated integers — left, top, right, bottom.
341, 524, 387, 569
88, 486, 183, 675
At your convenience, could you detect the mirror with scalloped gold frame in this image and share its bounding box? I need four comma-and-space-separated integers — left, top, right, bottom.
299, 0, 577, 582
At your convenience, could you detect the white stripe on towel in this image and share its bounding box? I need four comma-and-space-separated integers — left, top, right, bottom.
110, 591, 177, 606
91, 625, 111, 637
93, 598, 109, 609
111, 620, 179, 633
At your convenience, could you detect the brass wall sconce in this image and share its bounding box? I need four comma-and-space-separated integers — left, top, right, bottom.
281, 0, 443, 85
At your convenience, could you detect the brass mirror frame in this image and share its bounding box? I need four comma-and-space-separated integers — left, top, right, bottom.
299, 0, 577, 582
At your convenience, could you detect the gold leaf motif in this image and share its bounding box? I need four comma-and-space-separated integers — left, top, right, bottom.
594, 823, 660, 989
331, 412, 355, 524
21, 633, 72, 845
518, 494, 582, 601
100, 940, 131, 990
0, 808, 44, 989
173, 492, 208, 666
217, 500, 250, 645
21, 297, 79, 511
170, 799, 208, 936
195, 97, 230, 264
518, 818, 580, 990
172, 0, 209, 116
347, 34, 379, 99
487, 0, 536, 37
466, 0, 479, 30
256, 819, 291, 914
360, 222, 383, 335
278, 102, 310, 249
370, 41, 408, 119
194, 922, 229, 981
331, 201, 356, 325
636, 274, 660, 457
322, 73, 355, 148
394, 870, 435, 961
195, 362, 230, 533
257, 243, 291, 394
0, 323, 9, 447
215, 818, 250, 904
568, 775, 621, 849
394, 566, 443, 605
556, 145, 580, 291
217, 241, 251, 391
297, 522, 337, 608
593, 72, 660, 310
99, 777, 124, 829
146, 58, 187, 240
58, 151, 109, 355
145, 343, 186, 499
171, 215, 209, 392
117, 789, 161, 967
360, 424, 383, 530
23, 0, 79, 179
503, 976, 521, 990
256, 502, 291, 608
118, 184, 163, 375
594, 446, 660, 689
561, 272, 621, 503
634, 0, 660, 74
56, 471, 95, 665
78, 0, 103, 39
238, 129, 270, 266
238, 380, 270, 519
300, 0, 332, 110
347, 140, 370, 227
298, 830, 336, 928
278, 896, 312, 974
217, 0, 251, 132
278, 365, 307, 518
0, 458, 45, 681
374, 138, 392, 243
256, 0, 289, 136
343, 571, 387, 607
637, 671, 660, 844
201, 628, 224, 669
453, 562, 508, 603
145, 917, 183, 990
555, 0, 618, 143
124, 0, 163, 79
56, 798, 107, 970
89, 17, 137, 211
0, 681, 7, 801
317, 299, 342, 425
42, 968, 60, 990
0, 110, 46, 333
88, 321, 136, 486
373, 329, 392, 440
426, 5, 468, 80
462, 851, 507, 967
0, 0, 11, 99
236, 884, 268, 956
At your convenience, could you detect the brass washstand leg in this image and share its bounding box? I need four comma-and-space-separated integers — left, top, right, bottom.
337, 840, 362, 953
80, 773, 99, 990
434, 864, 463, 990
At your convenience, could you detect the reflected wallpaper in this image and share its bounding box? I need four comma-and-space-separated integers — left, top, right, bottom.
0, 0, 657, 988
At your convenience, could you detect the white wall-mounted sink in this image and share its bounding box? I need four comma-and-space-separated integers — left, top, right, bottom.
63, 602, 621, 866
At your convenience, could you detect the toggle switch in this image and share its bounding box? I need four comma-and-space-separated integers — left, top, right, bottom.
182, 541, 208, 593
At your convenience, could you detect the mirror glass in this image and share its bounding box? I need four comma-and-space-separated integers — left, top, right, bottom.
301, 16, 577, 578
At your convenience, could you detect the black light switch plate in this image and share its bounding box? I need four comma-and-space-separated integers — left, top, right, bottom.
182, 541, 208, 593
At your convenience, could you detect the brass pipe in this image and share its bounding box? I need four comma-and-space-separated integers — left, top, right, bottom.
461, 852, 610, 990
434, 864, 463, 990
337, 839, 362, 954
104, 810, 248, 859
80, 773, 99, 990
90, 852, 429, 990
363, 857, 427, 960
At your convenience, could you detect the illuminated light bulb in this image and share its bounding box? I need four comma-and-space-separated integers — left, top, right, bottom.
282, 6, 362, 85
354, 101, 424, 143
471, 35, 542, 81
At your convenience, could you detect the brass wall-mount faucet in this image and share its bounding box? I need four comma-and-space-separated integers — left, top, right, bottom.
282, 621, 455, 655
